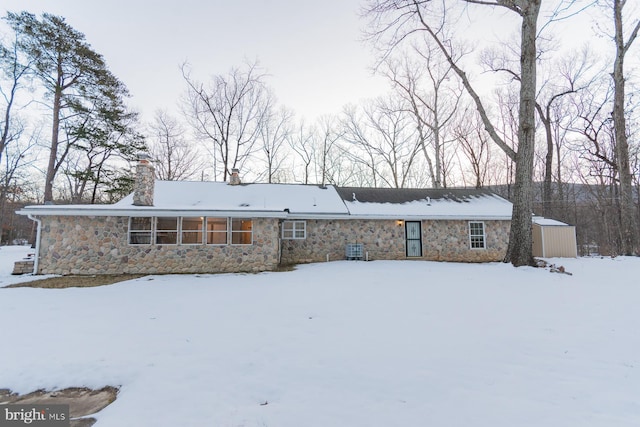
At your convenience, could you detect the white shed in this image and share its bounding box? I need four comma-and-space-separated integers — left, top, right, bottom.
532, 216, 578, 258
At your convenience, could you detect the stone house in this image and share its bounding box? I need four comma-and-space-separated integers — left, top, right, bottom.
17, 159, 512, 275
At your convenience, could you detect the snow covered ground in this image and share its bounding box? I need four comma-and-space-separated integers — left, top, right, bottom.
0, 246, 638, 426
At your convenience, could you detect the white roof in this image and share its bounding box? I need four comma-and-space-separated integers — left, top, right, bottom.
17, 181, 512, 220
532, 216, 571, 226
116, 181, 349, 215
18, 181, 350, 217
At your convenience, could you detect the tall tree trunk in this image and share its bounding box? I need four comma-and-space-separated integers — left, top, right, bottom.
612, 0, 638, 255
535, 103, 554, 217
504, 1, 540, 266
44, 77, 62, 204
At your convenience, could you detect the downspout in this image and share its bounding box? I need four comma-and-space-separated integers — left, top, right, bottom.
27, 214, 42, 275
277, 218, 284, 266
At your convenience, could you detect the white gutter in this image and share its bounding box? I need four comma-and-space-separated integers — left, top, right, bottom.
27, 214, 42, 275
17, 207, 511, 221
286, 213, 512, 221
17, 207, 290, 218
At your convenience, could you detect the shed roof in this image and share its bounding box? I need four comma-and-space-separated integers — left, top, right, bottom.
532, 216, 572, 226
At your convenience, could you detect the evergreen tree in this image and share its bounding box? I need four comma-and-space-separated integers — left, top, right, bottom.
6, 11, 144, 203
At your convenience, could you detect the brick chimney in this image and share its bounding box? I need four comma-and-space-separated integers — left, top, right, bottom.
133, 153, 155, 206
229, 168, 241, 185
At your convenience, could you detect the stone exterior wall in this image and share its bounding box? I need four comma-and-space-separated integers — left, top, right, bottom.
35, 215, 510, 275
36, 216, 280, 275
281, 219, 510, 264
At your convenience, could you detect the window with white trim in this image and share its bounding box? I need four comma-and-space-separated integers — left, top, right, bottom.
127, 217, 255, 246
206, 217, 228, 245
156, 217, 178, 245
129, 217, 152, 245
282, 220, 306, 239
182, 217, 204, 244
469, 221, 486, 249
231, 218, 253, 245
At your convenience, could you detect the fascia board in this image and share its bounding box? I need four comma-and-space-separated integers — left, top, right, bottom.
285, 213, 512, 221
17, 207, 288, 218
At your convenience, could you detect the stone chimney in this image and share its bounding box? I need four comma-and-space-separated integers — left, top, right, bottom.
133, 153, 155, 206
229, 168, 241, 185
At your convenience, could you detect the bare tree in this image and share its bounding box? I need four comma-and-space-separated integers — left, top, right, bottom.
315, 115, 344, 186
0, 126, 39, 243
182, 61, 270, 181
365, 0, 543, 266
454, 110, 491, 189
341, 96, 421, 188
288, 120, 316, 184
257, 104, 293, 183
533, 47, 597, 216
380, 45, 463, 188
148, 110, 204, 181
608, 0, 640, 254
0, 33, 31, 166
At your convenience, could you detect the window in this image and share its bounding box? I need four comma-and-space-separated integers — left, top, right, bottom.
182, 217, 204, 244
156, 217, 178, 244
206, 217, 228, 245
129, 217, 152, 245
127, 216, 255, 246
469, 222, 486, 249
231, 218, 252, 245
282, 221, 306, 239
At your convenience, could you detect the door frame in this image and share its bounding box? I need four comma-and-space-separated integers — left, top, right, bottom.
405, 220, 422, 257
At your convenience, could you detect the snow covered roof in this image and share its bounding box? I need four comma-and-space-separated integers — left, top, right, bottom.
336, 187, 513, 220
18, 182, 512, 220
532, 216, 572, 226
18, 181, 349, 217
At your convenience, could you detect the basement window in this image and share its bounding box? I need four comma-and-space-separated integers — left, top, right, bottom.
282, 221, 306, 239
469, 221, 486, 249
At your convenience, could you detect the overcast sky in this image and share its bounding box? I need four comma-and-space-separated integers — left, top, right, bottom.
2, 1, 626, 127
3, 0, 389, 121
